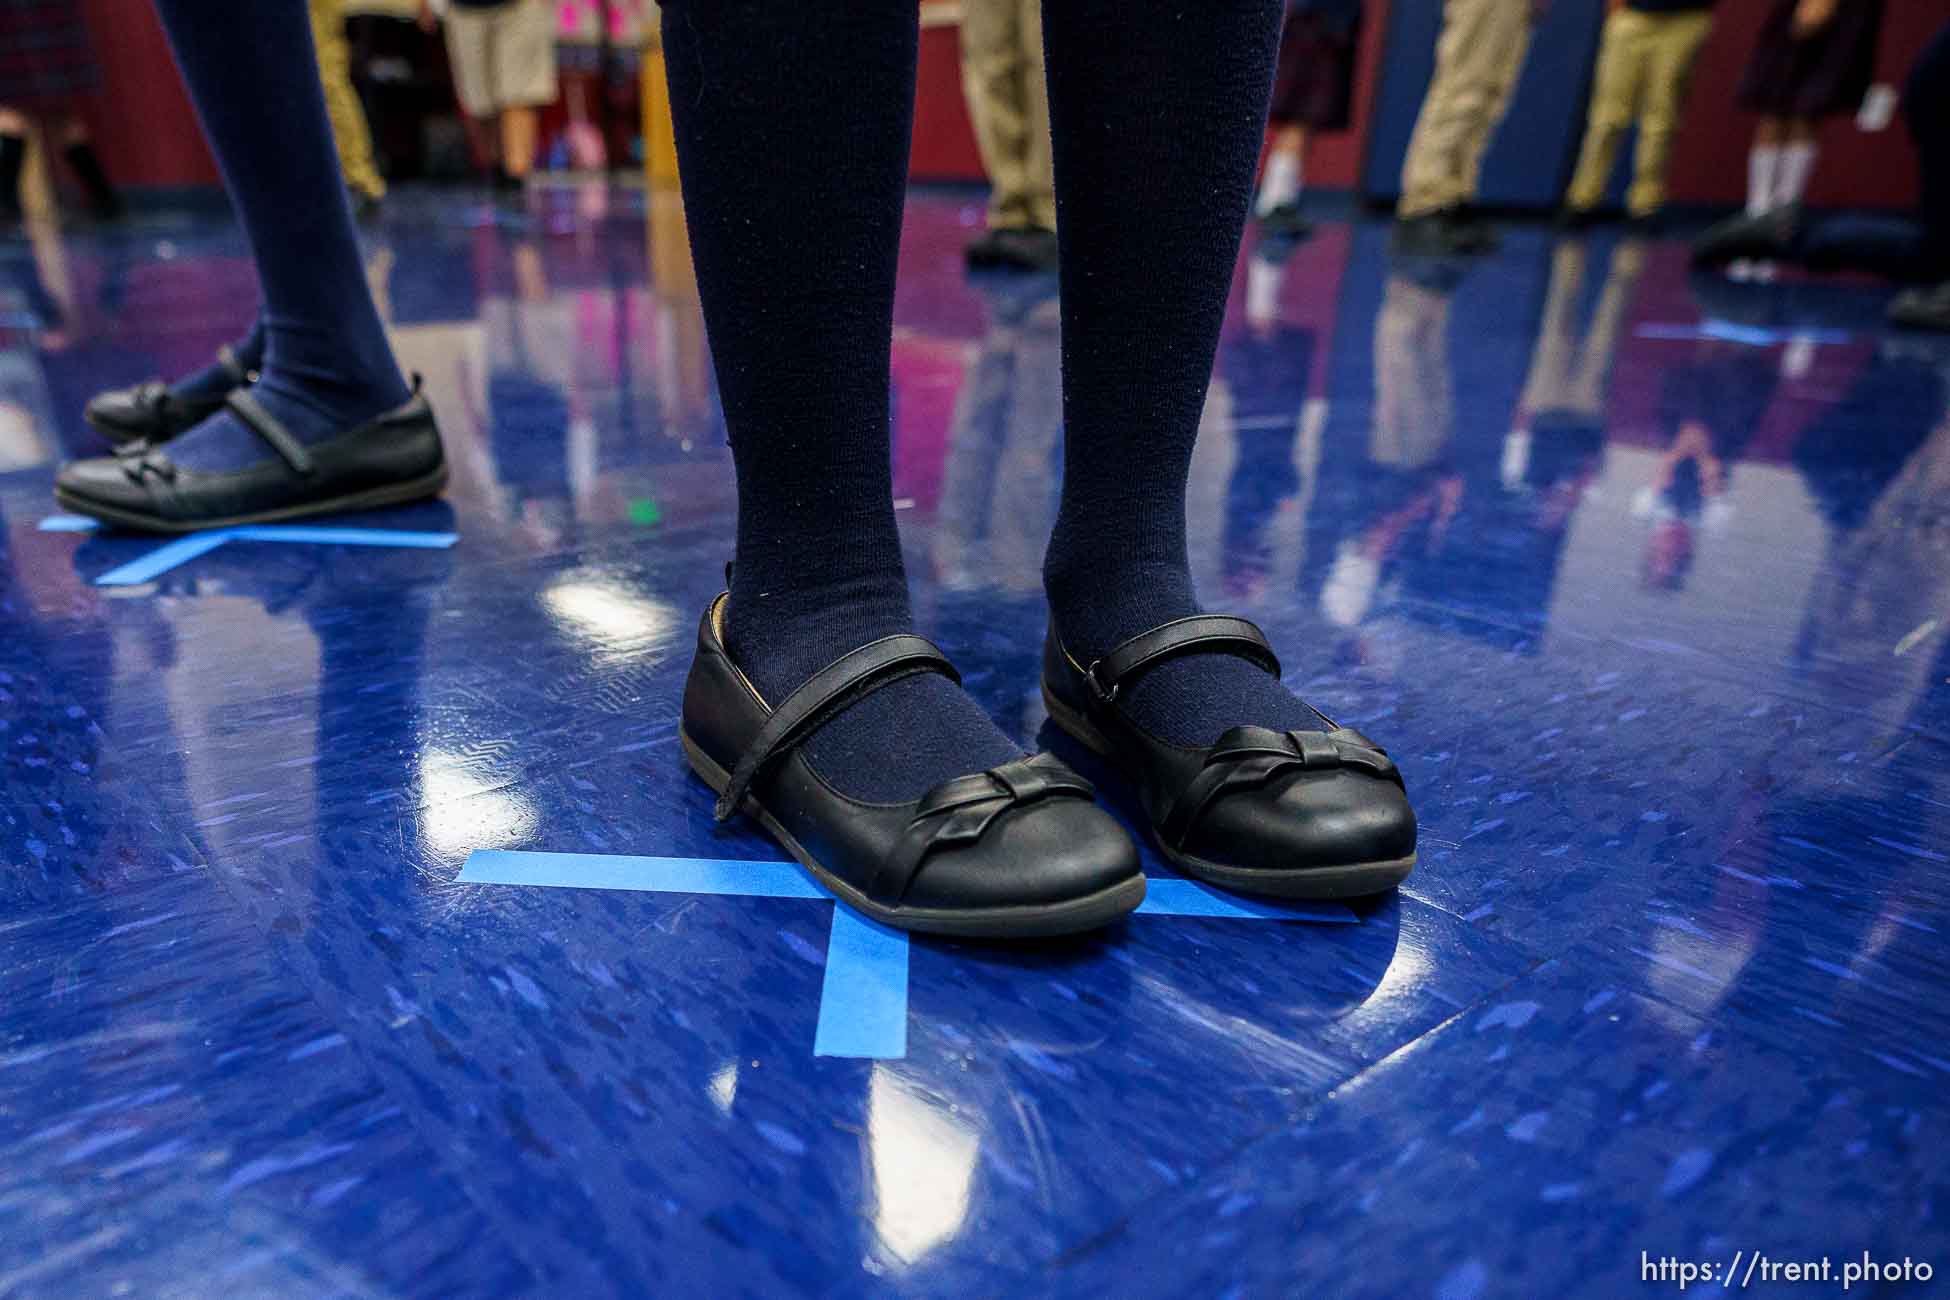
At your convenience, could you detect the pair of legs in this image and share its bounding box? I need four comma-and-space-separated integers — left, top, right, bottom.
1396, 0, 1531, 222
1693, 22, 1950, 329
958, 0, 1054, 240
1746, 115, 1820, 216
438, 0, 557, 185
0, 106, 121, 222
661, 0, 1327, 805
1255, 123, 1308, 215
308, 0, 385, 204
1563, 6, 1713, 220
78, 0, 1333, 801
463, 106, 539, 184
64, 0, 408, 489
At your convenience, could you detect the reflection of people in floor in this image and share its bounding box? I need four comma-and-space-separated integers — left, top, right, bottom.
1508, 238, 1643, 499
1308, 266, 1465, 633
478, 238, 577, 549
1252, 0, 1363, 241
1790, 338, 1950, 701
1695, 20, 1950, 331
1633, 343, 1775, 591
1216, 256, 1314, 600
929, 277, 1064, 736
933, 278, 1062, 595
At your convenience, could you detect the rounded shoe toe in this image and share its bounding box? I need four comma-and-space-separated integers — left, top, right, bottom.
901, 796, 1142, 913
1181, 767, 1416, 876
56, 455, 157, 516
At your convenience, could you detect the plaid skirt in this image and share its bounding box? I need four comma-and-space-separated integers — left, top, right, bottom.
0, 0, 101, 108
1736, 0, 1884, 120
1268, 11, 1360, 131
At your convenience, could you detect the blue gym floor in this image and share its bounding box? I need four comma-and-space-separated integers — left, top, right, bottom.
3, 185, 1948, 1297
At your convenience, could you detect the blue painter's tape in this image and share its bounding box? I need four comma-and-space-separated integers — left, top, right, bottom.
94, 532, 236, 586
814, 907, 910, 1058
1136, 878, 1358, 923
1635, 323, 1851, 347
38, 515, 100, 532
228, 525, 458, 548
458, 849, 827, 899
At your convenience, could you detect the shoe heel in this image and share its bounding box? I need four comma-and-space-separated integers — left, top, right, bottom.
680, 726, 732, 797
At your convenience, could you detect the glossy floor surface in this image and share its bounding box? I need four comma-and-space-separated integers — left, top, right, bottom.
4, 185, 1949, 1297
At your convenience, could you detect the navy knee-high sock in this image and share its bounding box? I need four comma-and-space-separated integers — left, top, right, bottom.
149, 0, 408, 473
661, 0, 1018, 802
1041, 0, 1330, 746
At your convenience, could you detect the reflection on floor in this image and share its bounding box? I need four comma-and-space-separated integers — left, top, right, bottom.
3, 185, 1948, 1297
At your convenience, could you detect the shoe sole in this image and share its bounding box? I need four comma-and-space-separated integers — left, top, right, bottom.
1041, 683, 1416, 900
55, 465, 449, 536
680, 726, 1146, 939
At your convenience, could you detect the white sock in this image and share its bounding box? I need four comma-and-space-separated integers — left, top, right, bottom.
1256, 151, 1301, 215
1774, 142, 1817, 210
1746, 145, 1780, 217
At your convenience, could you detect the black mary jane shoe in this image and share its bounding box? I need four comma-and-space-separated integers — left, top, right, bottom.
680, 594, 1146, 938
56, 384, 447, 534
1041, 615, 1416, 899
84, 344, 258, 446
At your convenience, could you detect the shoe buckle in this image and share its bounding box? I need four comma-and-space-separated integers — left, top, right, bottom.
1084, 659, 1118, 704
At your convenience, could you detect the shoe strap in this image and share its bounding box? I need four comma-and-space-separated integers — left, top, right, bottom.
1084, 615, 1280, 705
225, 390, 316, 476
714, 633, 961, 822
216, 344, 259, 388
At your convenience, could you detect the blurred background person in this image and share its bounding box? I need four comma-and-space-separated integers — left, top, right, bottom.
1559, 0, 1716, 231
1738, 0, 1885, 219
418, 0, 560, 192
1392, 0, 1539, 256
1252, 0, 1364, 241
0, 0, 123, 226
1693, 19, 1949, 331
958, 0, 1056, 272
310, 0, 387, 215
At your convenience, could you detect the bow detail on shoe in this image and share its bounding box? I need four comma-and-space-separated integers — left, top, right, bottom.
126, 380, 177, 418
113, 440, 178, 482
875, 755, 1096, 902
1160, 725, 1399, 848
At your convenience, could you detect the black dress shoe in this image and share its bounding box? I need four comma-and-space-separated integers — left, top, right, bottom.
1889, 282, 1950, 332
84, 345, 257, 445
1392, 211, 1469, 258
1448, 206, 1501, 254
56, 385, 447, 534
1042, 615, 1416, 899
966, 226, 1057, 273
1691, 205, 1802, 268
681, 594, 1145, 937
1257, 202, 1314, 241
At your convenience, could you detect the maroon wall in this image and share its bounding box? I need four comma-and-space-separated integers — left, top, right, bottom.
78, 0, 218, 190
